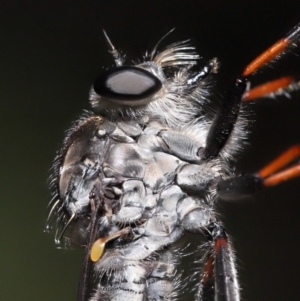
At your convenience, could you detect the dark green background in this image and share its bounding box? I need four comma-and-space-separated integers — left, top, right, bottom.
1, 1, 300, 301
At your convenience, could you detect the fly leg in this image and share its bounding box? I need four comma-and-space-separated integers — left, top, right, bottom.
203, 22, 300, 160
195, 222, 239, 301
179, 199, 239, 301
217, 144, 300, 200
77, 188, 103, 301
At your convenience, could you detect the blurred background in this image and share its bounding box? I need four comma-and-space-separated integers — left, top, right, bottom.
1, 1, 300, 301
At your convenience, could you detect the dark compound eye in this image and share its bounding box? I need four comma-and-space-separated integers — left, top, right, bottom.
93, 66, 162, 101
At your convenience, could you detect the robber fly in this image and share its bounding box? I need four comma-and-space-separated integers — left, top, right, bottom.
47, 24, 300, 301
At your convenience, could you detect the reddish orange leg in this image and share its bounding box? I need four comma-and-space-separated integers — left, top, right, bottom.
197, 251, 214, 300
243, 38, 289, 77
243, 23, 300, 77
217, 145, 300, 200
242, 76, 296, 101
241, 23, 300, 102
197, 222, 239, 301
204, 23, 300, 159
259, 145, 300, 186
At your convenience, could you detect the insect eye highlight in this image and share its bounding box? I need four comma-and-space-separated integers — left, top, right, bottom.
93, 66, 162, 102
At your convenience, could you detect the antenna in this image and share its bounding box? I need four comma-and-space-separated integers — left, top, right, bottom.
103, 30, 123, 66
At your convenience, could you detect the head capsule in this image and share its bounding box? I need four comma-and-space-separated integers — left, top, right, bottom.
89, 31, 164, 114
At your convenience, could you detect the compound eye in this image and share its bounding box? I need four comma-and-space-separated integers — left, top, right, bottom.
93, 66, 162, 102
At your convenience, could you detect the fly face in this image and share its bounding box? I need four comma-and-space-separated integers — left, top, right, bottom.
48, 26, 300, 301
